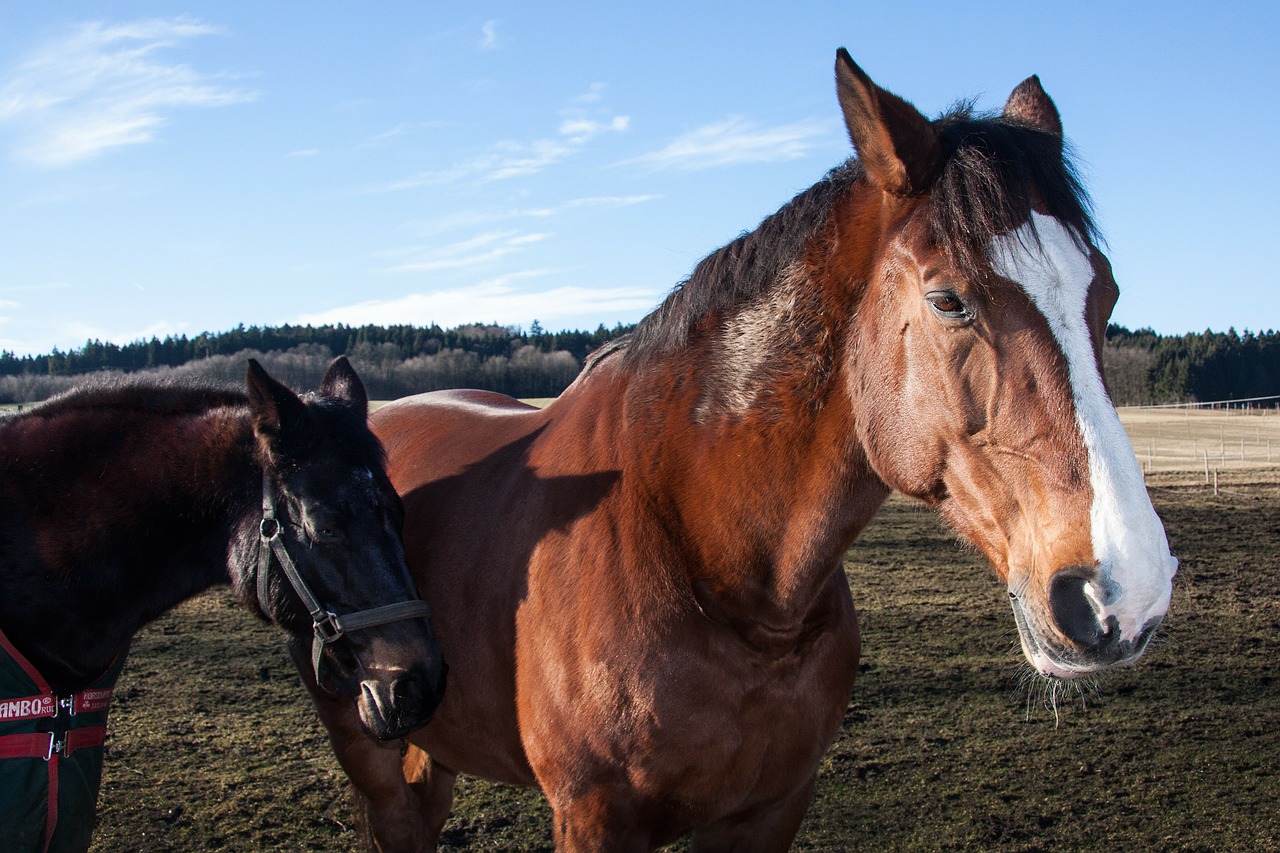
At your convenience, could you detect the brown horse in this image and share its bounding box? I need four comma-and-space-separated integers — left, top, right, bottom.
301, 52, 1177, 851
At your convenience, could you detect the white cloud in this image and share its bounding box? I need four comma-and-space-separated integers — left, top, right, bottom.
0, 16, 256, 167
571, 83, 607, 105
381, 89, 629, 190
362, 121, 448, 147
381, 139, 576, 189
288, 148, 320, 158
478, 20, 499, 51
61, 317, 190, 351
404, 197, 652, 238
296, 275, 658, 330
376, 230, 550, 274
564, 194, 658, 209
404, 207, 557, 237
621, 117, 831, 171
559, 115, 630, 144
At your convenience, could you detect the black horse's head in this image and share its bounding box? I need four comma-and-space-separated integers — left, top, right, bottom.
243, 357, 446, 740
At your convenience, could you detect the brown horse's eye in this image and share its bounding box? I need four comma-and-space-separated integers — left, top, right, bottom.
926, 290, 971, 322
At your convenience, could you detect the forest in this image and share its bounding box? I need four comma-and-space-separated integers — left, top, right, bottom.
0, 321, 1276, 407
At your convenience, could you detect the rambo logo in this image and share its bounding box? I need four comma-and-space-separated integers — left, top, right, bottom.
0, 695, 56, 721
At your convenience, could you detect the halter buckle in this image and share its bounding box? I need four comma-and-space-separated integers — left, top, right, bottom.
260, 517, 280, 540
313, 612, 344, 644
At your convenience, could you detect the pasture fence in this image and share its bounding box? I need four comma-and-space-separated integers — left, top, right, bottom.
1117, 403, 1280, 495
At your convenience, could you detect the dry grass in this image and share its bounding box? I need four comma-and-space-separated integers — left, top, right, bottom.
1118, 406, 1280, 480
80, 407, 1280, 851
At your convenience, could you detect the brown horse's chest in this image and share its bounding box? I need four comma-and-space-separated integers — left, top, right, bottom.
517, 567, 859, 819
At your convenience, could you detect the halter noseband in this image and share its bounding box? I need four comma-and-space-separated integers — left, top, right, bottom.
256, 472, 432, 689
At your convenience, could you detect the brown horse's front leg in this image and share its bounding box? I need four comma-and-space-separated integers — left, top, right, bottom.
689, 775, 818, 853
286, 643, 433, 852
546, 786, 653, 853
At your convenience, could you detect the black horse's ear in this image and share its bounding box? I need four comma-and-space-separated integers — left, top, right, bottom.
246, 359, 308, 458
835, 48, 942, 196
319, 356, 369, 414
1002, 75, 1063, 149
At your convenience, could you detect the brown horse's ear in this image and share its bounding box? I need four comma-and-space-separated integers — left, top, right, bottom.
319, 356, 369, 414
246, 359, 308, 458
1002, 75, 1063, 147
835, 48, 942, 196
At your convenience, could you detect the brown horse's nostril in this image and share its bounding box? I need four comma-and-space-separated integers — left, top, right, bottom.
1049, 573, 1119, 654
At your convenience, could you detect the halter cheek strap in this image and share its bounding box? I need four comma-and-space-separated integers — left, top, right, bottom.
256, 473, 433, 690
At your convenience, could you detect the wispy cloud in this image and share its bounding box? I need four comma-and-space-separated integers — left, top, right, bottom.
564, 194, 658, 209
621, 117, 830, 171
296, 274, 657, 330
362, 120, 449, 148
478, 20, 499, 51
380, 89, 630, 190
559, 115, 630, 144
405, 196, 654, 237
376, 230, 550, 274
570, 83, 607, 106
382, 139, 574, 189
0, 16, 256, 167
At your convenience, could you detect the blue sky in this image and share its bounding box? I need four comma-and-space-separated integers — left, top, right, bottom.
0, 3, 1276, 357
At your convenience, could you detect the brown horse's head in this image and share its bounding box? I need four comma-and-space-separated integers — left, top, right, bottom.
246, 358, 447, 738
835, 51, 1175, 679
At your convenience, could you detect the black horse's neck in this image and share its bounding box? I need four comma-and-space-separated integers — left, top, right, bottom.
0, 392, 262, 694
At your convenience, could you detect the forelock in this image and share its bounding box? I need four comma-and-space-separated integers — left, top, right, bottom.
928, 106, 1097, 282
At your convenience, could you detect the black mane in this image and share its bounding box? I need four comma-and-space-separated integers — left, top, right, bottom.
11, 374, 385, 469
622, 163, 860, 364
616, 105, 1097, 366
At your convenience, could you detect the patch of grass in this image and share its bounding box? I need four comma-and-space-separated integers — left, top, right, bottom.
90, 483, 1280, 851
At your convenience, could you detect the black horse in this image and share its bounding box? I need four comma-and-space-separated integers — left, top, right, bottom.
0, 358, 446, 852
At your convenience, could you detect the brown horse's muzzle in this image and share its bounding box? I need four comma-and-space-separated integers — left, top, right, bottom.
1010, 569, 1164, 679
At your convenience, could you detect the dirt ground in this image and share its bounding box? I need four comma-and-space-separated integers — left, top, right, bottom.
88, 471, 1278, 851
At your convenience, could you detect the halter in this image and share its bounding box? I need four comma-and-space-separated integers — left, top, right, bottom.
256, 472, 432, 690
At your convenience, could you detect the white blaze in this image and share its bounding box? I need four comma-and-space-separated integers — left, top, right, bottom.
990, 213, 1177, 641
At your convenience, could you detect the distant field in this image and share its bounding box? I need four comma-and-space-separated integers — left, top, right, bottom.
1118, 406, 1280, 480
364, 401, 1278, 479
10, 397, 1280, 477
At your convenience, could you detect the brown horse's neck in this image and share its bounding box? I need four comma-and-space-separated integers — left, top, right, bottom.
600, 197, 891, 645
0, 404, 260, 691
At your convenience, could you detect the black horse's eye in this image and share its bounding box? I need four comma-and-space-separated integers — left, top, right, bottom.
307, 517, 345, 544
926, 290, 972, 322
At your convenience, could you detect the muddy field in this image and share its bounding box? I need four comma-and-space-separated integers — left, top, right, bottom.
89, 468, 1278, 851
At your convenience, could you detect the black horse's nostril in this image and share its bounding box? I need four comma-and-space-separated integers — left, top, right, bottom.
391, 674, 427, 721
1049, 573, 1118, 653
